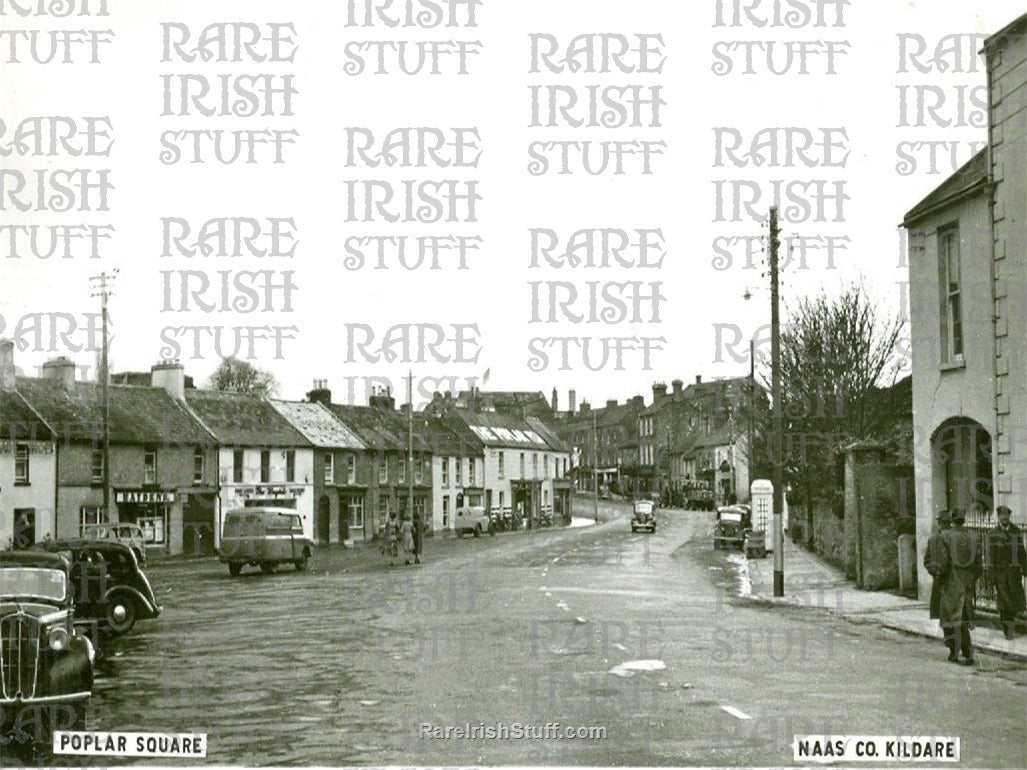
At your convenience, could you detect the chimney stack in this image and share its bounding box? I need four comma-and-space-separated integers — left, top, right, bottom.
580, 400, 591, 414
568, 389, 577, 414
695, 375, 703, 385
606, 399, 617, 409
151, 359, 186, 401
551, 387, 558, 411
672, 379, 683, 396
0, 339, 15, 392
307, 378, 332, 406
42, 357, 76, 391
652, 382, 667, 404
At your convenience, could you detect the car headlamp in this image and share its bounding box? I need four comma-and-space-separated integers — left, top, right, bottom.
48, 625, 71, 652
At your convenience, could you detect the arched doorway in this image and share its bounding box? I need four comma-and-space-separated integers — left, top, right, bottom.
931, 417, 993, 514
318, 496, 331, 544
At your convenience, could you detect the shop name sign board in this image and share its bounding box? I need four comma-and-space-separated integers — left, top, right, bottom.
237, 485, 306, 499
116, 490, 176, 504
0, 441, 55, 455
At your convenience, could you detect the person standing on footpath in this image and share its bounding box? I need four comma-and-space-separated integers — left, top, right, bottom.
924, 510, 952, 644
938, 509, 983, 664
988, 505, 1027, 639
412, 509, 423, 565
400, 514, 415, 566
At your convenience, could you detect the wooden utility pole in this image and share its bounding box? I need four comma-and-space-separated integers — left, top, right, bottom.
769, 207, 784, 597
592, 408, 599, 523
90, 269, 117, 524
407, 370, 417, 559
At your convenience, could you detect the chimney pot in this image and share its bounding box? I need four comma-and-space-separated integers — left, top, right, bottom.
42, 357, 77, 391
695, 375, 702, 385
151, 360, 186, 401
606, 399, 617, 409
0, 339, 15, 392
568, 389, 577, 414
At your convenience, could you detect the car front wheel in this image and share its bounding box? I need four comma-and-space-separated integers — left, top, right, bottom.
106, 596, 138, 635
473, 525, 481, 538
229, 562, 243, 576
295, 553, 308, 571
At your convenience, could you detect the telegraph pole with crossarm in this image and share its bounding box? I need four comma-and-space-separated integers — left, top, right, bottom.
89, 269, 118, 524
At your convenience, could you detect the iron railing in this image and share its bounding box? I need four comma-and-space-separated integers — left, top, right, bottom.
963, 509, 1027, 614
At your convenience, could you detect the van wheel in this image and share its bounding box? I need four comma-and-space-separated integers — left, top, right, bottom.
294, 554, 308, 571
260, 562, 276, 575
473, 525, 481, 538
106, 596, 137, 635
228, 562, 243, 577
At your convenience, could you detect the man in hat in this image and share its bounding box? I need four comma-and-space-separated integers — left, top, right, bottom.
988, 505, 1026, 639
937, 509, 983, 664
924, 510, 952, 635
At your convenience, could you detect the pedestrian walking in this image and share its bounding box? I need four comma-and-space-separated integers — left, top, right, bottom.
380, 510, 400, 565
412, 511, 422, 565
924, 510, 951, 631
988, 505, 1027, 639
937, 509, 983, 665
400, 515, 415, 565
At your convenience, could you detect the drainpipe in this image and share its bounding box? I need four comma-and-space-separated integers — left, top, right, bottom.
984, 56, 999, 510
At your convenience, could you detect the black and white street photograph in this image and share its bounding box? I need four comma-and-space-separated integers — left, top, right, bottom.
0, 1, 1025, 767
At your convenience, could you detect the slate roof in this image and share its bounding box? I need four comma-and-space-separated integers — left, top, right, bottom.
327, 404, 431, 453
903, 149, 988, 226
17, 377, 215, 446
185, 390, 308, 447
0, 390, 53, 441
419, 414, 484, 456
525, 416, 570, 452
270, 400, 365, 450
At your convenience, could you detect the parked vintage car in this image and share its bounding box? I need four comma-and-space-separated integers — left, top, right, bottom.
713, 505, 751, 550
220, 507, 314, 576
454, 491, 495, 537
631, 499, 657, 533
0, 552, 94, 731
80, 522, 147, 565
36, 539, 162, 636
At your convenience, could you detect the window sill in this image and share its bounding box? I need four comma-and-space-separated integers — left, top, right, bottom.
14, 482, 30, 487
939, 358, 966, 372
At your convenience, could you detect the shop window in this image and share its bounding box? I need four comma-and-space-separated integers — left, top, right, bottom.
80, 506, 104, 534
138, 514, 166, 546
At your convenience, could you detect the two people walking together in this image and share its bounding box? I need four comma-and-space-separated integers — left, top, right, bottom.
925, 505, 1026, 664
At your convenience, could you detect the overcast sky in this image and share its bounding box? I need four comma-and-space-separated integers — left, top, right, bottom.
1, 0, 1022, 408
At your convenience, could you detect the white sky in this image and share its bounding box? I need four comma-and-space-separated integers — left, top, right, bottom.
0, 0, 1021, 408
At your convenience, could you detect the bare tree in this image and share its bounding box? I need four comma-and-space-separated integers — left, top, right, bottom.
206, 357, 279, 397
759, 282, 903, 545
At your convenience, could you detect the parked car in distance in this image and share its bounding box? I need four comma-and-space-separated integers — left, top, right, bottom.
454, 491, 494, 537
81, 522, 147, 565
714, 505, 751, 550
631, 499, 657, 533
0, 551, 94, 734
220, 507, 313, 576
36, 539, 162, 636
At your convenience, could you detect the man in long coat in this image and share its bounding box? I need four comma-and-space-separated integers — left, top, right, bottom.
989, 505, 1026, 638
923, 510, 951, 626
937, 510, 983, 664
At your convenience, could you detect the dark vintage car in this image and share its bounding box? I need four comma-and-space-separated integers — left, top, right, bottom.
714, 505, 751, 550
37, 539, 162, 636
631, 500, 657, 533
0, 552, 94, 732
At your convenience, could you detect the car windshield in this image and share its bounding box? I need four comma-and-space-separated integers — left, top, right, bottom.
721, 511, 743, 523
0, 567, 67, 602
634, 502, 654, 514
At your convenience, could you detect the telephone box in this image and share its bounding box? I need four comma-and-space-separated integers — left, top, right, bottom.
750, 479, 774, 554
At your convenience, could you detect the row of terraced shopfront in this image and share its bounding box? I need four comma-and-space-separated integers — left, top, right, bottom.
0, 344, 572, 557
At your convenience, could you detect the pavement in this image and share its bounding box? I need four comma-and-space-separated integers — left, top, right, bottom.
739, 533, 1027, 662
